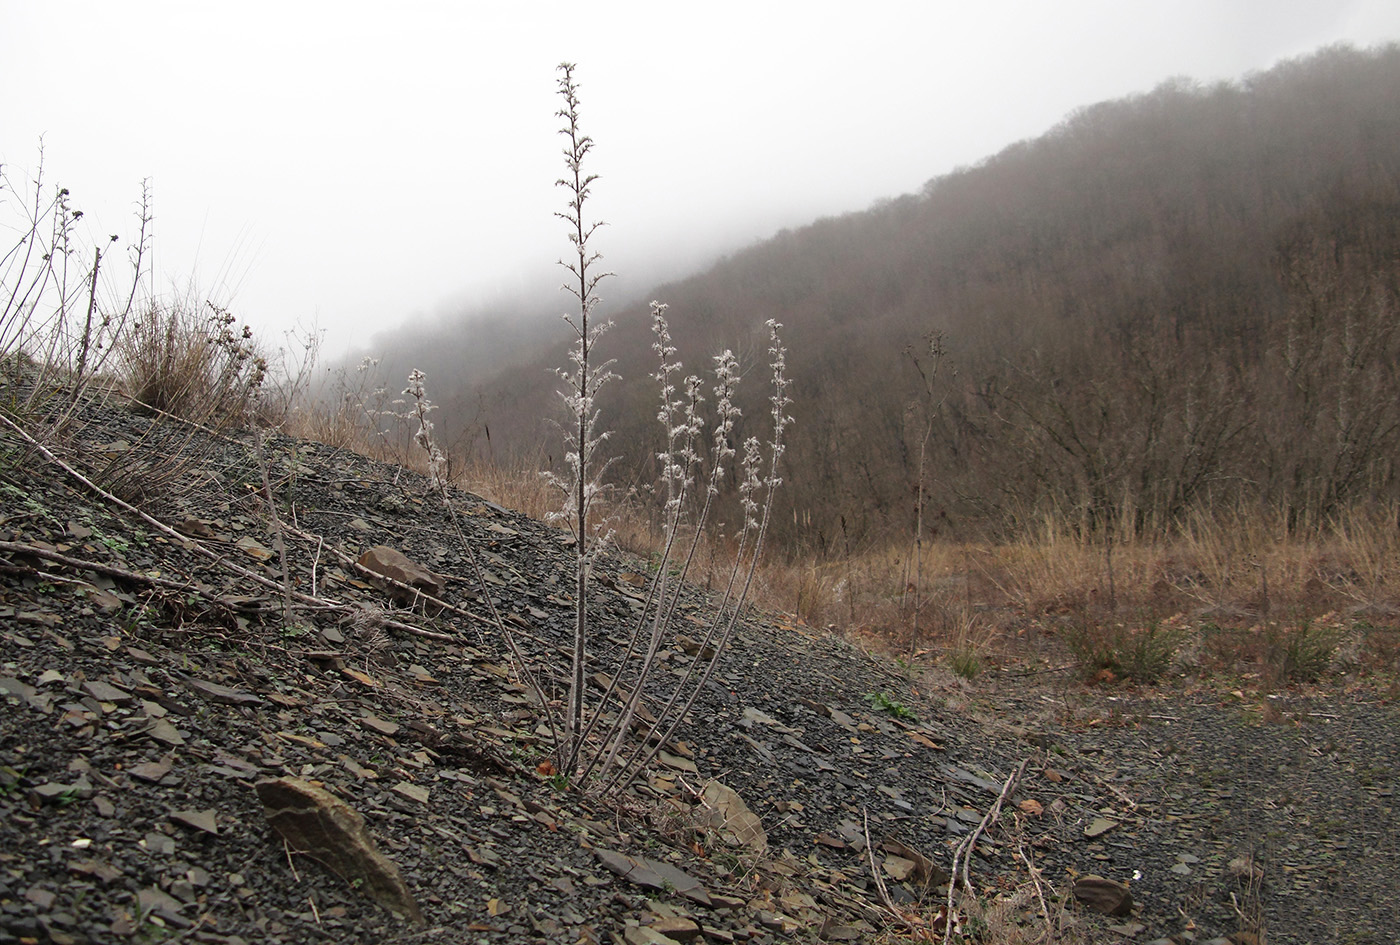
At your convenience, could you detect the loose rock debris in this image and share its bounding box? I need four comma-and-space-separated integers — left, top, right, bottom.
0, 388, 1395, 943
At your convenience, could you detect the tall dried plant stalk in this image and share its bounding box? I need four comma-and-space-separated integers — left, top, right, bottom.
414, 63, 793, 794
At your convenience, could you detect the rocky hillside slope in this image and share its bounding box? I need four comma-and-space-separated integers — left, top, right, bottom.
1, 392, 1395, 944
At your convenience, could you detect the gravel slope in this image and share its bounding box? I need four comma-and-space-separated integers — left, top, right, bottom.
1, 394, 1396, 944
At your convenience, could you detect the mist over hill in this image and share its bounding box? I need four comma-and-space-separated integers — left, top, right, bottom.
353, 42, 1400, 556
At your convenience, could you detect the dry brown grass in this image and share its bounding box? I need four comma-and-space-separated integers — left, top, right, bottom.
26, 295, 277, 508
756, 506, 1400, 687
117, 297, 268, 425
288, 378, 1400, 687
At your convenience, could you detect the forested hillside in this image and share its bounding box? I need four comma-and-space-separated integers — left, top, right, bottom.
387, 43, 1400, 556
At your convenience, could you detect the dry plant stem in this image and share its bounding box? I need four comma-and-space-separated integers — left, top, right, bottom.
397, 370, 564, 753
1015, 837, 1054, 945
1091, 772, 1139, 811
0, 411, 452, 641
600, 329, 790, 794
72, 245, 102, 396
252, 427, 294, 624
904, 333, 947, 655
579, 318, 732, 787
861, 808, 905, 925
945, 759, 1028, 945
311, 534, 324, 599
552, 61, 616, 774
3, 160, 149, 427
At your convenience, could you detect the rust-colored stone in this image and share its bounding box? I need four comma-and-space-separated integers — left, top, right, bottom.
255, 777, 423, 924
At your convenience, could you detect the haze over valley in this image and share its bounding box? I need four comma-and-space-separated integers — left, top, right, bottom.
365, 43, 1400, 557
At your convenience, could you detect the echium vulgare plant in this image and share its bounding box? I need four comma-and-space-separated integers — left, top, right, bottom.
539, 63, 792, 792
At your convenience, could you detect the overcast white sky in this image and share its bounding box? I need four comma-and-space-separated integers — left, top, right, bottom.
4, 1, 1399, 357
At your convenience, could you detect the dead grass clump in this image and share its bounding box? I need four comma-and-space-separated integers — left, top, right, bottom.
118, 297, 267, 426
754, 503, 1399, 686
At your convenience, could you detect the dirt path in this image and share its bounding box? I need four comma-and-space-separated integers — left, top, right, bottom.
978, 680, 1400, 944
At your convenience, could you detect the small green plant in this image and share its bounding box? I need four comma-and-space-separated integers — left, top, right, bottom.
948, 645, 982, 680
1066, 620, 1185, 683
0, 480, 50, 519
1266, 618, 1342, 683
866, 691, 917, 720
97, 530, 131, 555
0, 765, 26, 796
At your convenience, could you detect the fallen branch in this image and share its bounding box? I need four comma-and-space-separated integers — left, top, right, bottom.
945, 759, 1028, 945
0, 536, 451, 642
0, 539, 208, 595
863, 807, 922, 937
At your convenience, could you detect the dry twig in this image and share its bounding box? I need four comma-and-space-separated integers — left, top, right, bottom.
945, 759, 1028, 945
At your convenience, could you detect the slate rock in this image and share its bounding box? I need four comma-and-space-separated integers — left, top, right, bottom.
180, 676, 262, 706
1084, 817, 1119, 838
170, 809, 219, 835
881, 838, 950, 888
626, 928, 683, 945
594, 848, 712, 906
650, 916, 702, 941
82, 680, 132, 704
255, 777, 424, 924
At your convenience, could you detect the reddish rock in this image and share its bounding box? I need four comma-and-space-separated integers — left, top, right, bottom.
1073, 874, 1134, 917
356, 545, 444, 606
255, 777, 423, 924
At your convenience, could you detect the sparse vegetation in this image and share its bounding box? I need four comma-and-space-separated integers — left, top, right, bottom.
947, 645, 982, 681
866, 691, 917, 720
8, 45, 1400, 945
1065, 619, 1186, 684
1264, 617, 1345, 684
